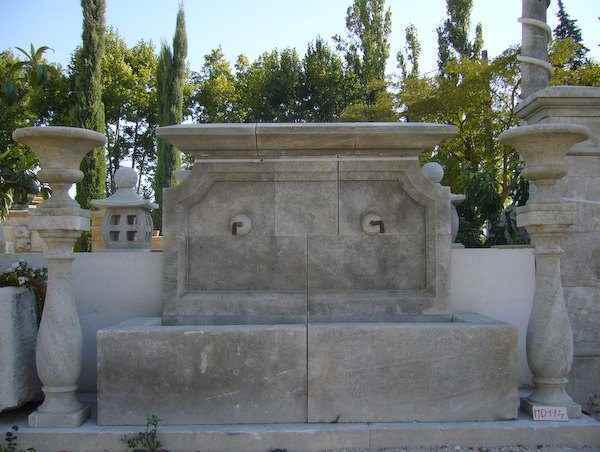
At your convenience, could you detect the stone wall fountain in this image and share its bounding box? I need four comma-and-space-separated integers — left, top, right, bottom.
96, 123, 520, 425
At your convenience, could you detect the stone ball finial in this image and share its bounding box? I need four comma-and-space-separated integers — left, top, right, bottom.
115, 167, 138, 189
422, 162, 444, 184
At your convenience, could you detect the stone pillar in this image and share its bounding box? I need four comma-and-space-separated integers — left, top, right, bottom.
520, 0, 552, 99
500, 123, 589, 418
12, 126, 106, 427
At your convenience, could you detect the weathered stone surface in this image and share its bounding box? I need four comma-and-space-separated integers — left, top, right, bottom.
307, 314, 519, 422
13, 126, 105, 428
157, 122, 458, 159
0, 287, 40, 411
91, 167, 157, 251
4, 414, 600, 452
275, 181, 337, 235
568, 356, 600, 416
4, 413, 600, 452
562, 231, 600, 288
500, 123, 589, 418
565, 287, 600, 355
159, 126, 455, 324
97, 318, 307, 425
519, 0, 551, 99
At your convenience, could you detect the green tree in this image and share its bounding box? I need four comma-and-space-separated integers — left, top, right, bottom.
335, 0, 395, 121
99, 30, 158, 193
554, 0, 589, 69
75, 0, 107, 210
397, 24, 421, 81
153, 5, 188, 230
550, 37, 600, 87
0, 47, 67, 220
191, 47, 240, 123
300, 37, 348, 121
436, 0, 483, 72
235, 48, 303, 122
401, 36, 522, 246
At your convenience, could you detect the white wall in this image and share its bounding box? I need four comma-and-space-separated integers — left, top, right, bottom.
0, 248, 535, 391
449, 248, 535, 385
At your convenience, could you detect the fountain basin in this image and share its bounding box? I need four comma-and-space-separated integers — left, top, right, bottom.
97, 313, 518, 425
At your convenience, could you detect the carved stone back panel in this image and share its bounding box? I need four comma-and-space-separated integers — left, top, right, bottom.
161, 159, 451, 325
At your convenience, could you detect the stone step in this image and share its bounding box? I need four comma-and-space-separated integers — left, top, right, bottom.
1, 413, 599, 452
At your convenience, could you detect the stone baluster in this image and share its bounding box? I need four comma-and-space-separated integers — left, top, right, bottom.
500, 123, 589, 418
422, 162, 465, 248
520, 0, 552, 99
13, 127, 106, 427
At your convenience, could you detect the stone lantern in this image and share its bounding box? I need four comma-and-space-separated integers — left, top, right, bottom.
91, 167, 157, 250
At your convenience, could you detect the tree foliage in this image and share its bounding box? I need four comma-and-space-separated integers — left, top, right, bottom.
1, 0, 597, 247
153, 5, 188, 230
75, 0, 107, 209
554, 0, 589, 69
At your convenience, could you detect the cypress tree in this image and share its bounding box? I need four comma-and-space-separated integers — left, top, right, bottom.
75, 0, 107, 209
153, 5, 187, 231
554, 0, 589, 69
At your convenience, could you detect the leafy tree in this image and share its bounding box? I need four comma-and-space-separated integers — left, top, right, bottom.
334, 0, 395, 121
75, 0, 107, 210
236, 48, 303, 122
436, 0, 483, 72
337, 0, 391, 85
0, 49, 57, 220
99, 30, 158, 193
550, 37, 600, 87
401, 30, 523, 246
300, 37, 348, 122
153, 5, 188, 230
191, 47, 240, 123
554, 0, 589, 69
397, 25, 421, 81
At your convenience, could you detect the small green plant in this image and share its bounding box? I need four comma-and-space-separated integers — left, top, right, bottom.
0, 426, 35, 452
0, 261, 47, 323
122, 415, 166, 452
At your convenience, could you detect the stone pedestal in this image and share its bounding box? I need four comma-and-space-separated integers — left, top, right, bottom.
500, 123, 589, 419
517, 86, 600, 412
13, 126, 106, 427
0, 287, 41, 411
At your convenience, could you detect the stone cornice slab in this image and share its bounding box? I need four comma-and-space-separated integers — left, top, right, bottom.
157, 123, 457, 160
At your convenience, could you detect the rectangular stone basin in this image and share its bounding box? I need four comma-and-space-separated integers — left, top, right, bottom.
308, 313, 519, 423
97, 313, 519, 425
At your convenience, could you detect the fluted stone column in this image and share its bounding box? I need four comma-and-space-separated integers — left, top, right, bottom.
13, 127, 106, 427
520, 0, 552, 99
500, 124, 589, 418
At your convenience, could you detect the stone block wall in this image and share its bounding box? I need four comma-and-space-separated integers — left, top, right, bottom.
560, 155, 600, 414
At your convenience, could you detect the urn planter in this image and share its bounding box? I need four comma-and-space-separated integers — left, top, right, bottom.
13, 126, 106, 427
500, 123, 589, 418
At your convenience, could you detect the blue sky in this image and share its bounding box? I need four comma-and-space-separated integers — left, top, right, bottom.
2, 0, 598, 76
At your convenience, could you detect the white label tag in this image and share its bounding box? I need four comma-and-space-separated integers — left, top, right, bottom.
532, 406, 569, 421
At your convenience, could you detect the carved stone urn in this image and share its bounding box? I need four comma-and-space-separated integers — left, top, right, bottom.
12, 126, 106, 427
500, 123, 589, 418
